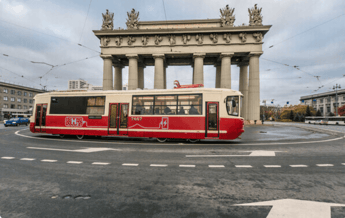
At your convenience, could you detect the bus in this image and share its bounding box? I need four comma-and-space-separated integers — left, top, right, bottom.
30, 88, 244, 142
305, 116, 345, 125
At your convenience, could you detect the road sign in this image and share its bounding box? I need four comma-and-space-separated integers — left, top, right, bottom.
234, 199, 345, 218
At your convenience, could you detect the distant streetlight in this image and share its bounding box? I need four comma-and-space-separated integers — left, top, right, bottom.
333, 84, 341, 116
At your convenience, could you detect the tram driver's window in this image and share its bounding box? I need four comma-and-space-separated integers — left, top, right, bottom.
226, 96, 240, 116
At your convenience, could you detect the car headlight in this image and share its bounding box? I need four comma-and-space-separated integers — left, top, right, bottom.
12, 122, 16, 124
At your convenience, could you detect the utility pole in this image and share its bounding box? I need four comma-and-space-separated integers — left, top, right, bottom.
333, 84, 341, 116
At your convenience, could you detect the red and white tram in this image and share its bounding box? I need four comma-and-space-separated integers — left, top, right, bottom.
30, 88, 244, 141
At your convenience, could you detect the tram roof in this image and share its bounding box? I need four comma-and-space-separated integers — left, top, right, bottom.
36, 88, 242, 97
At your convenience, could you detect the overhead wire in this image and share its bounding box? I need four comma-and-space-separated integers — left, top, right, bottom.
0, 19, 100, 54
264, 13, 345, 51
79, 0, 93, 43
0, 65, 43, 87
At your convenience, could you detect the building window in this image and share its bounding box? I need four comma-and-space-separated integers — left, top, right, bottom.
11, 90, 15, 94
327, 98, 330, 103
23, 105, 27, 109
18, 91, 22, 95
319, 99, 323, 103
24, 98, 27, 103
29, 93, 33, 97
3, 104, 8, 108
18, 105, 21, 109
320, 107, 323, 114
17, 98, 21, 103
327, 106, 331, 113
3, 96, 8, 101
11, 97, 15, 102
24, 92, 27, 96
3, 89, 8, 93
10, 104, 15, 109
29, 99, 33, 104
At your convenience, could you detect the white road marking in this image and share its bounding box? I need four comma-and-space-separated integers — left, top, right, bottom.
316, 164, 334, 167
122, 163, 139, 166
1, 157, 15, 159
235, 165, 252, 168
264, 165, 281, 168
150, 164, 168, 167
27, 147, 120, 153
15, 129, 345, 146
179, 165, 196, 168
41, 159, 57, 162
342, 163, 345, 165
290, 165, 308, 167
186, 150, 284, 157
92, 162, 110, 165
208, 165, 225, 168
233, 198, 345, 218
67, 161, 83, 164
20, 158, 35, 161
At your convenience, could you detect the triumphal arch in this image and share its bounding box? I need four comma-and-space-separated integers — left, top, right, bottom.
93, 4, 271, 122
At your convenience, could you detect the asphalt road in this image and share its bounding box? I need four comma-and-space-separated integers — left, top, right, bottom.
1, 124, 345, 217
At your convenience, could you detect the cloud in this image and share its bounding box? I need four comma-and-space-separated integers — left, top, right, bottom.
0, 0, 344, 107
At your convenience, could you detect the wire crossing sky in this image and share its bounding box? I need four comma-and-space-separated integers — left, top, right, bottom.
0, 0, 344, 106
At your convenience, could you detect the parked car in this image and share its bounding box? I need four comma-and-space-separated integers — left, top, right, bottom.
4, 118, 30, 127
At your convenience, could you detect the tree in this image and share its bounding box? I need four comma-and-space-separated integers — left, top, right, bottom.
338, 105, 345, 116
293, 113, 300, 122
316, 110, 322, 116
289, 110, 294, 120
305, 105, 312, 117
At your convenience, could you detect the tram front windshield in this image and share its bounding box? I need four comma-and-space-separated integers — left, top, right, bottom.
226, 96, 241, 116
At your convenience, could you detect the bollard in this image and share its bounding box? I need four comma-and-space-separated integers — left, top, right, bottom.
254, 120, 257, 125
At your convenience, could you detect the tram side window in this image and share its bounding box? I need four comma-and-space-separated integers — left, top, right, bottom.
177, 95, 202, 115
50, 96, 105, 115
154, 95, 177, 115
132, 96, 154, 115
86, 97, 105, 115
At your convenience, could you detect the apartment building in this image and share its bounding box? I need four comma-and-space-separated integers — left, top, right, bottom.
0, 81, 46, 120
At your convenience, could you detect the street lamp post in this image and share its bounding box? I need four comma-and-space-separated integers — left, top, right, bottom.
333, 84, 341, 116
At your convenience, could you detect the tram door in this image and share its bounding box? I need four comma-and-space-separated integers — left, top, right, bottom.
34, 104, 47, 132
206, 102, 219, 137
108, 103, 129, 135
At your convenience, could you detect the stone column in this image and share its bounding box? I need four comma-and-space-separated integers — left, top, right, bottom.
138, 65, 145, 89
126, 54, 139, 90
247, 53, 262, 122
215, 64, 221, 88
101, 55, 113, 90
153, 54, 165, 89
238, 63, 249, 119
220, 53, 233, 89
113, 64, 123, 90
192, 66, 195, 84
193, 53, 205, 85
163, 65, 167, 89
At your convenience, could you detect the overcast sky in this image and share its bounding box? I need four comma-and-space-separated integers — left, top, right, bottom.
0, 0, 344, 106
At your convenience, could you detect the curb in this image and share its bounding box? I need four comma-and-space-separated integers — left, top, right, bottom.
270, 122, 344, 137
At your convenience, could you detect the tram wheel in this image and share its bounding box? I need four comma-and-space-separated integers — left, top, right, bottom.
59, 134, 65, 139
157, 138, 167, 143
187, 139, 199, 143
76, 135, 84, 140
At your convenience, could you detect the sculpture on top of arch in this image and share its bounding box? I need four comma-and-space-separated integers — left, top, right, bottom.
220, 5, 235, 27
248, 4, 263, 26
126, 8, 140, 29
